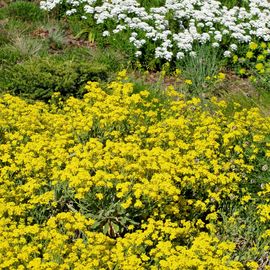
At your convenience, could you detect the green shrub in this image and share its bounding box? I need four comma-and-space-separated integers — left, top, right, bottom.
58, 46, 128, 72
0, 6, 8, 20
92, 47, 128, 72
57, 47, 94, 61
0, 29, 10, 46
0, 44, 22, 65
7, 1, 45, 22
0, 57, 108, 100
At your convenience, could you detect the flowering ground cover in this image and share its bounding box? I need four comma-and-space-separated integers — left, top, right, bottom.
0, 77, 270, 269
40, 0, 270, 66
0, 0, 270, 269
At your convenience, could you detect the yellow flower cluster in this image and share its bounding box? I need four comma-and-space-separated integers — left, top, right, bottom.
0, 78, 269, 269
232, 41, 270, 77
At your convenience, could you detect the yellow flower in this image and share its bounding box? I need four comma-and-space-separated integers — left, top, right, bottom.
233, 55, 238, 63
257, 54, 265, 61
184, 79, 192, 85
249, 42, 258, 50
246, 261, 259, 270
246, 51, 254, 59
255, 63, 264, 71
174, 68, 182, 76
121, 197, 132, 209
96, 193, 104, 200
128, 225, 134, 230
117, 69, 128, 80
253, 134, 265, 142
260, 42, 267, 49
1, 77, 270, 269
241, 195, 251, 204
239, 68, 246, 75
217, 72, 226, 80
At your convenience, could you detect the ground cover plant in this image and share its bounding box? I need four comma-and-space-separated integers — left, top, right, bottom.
35, 0, 270, 101
0, 0, 127, 98
0, 0, 270, 269
0, 57, 108, 101
40, 0, 270, 69
0, 77, 270, 269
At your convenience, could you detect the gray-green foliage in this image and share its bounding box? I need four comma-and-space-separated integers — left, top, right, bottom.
180, 44, 222, 94
44, 24, 66, 49
11, 35, 48, 57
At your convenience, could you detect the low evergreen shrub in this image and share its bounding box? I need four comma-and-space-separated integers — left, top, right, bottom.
0, 57, 108, 100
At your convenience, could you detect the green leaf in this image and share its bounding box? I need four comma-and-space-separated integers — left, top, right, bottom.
103, 222, 110, 234
111, 222, 120, 233
88, 32, 95, 43
75, 29, 90, 39
91, 221, 101, 230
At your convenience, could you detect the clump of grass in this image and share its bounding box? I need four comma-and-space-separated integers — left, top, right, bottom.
7, 1, 46, 22
179, 44, 223, 94
11, 35, 47, 57
44, 24, 66, 49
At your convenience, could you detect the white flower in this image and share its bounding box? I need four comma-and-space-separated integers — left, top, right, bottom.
230, 44, 238, 51
102, 31, 110, 37
66, 8, 76, 15
40, 0, 270, 62
135, 51, 142, 57
131, 32, 138, 38
197, 22, 204, 28
224, 50, 232, 57
176, 52, 184, 59
84, 5, 94, 14
214, 34, 222, 41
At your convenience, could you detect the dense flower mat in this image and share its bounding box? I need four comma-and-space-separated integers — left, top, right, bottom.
0, 79, 270, 269
41, 0, 270, 61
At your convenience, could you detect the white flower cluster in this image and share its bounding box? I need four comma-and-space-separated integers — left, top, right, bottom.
40, 0, 270, 61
